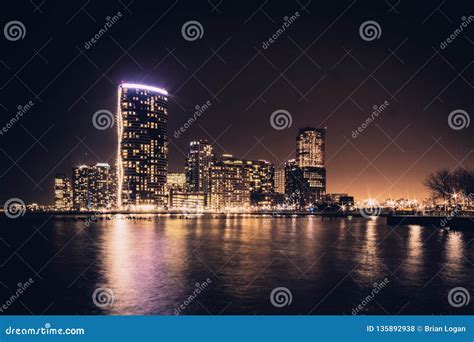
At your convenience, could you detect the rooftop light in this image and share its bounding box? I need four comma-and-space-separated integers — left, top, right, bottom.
120, 83, 168, 96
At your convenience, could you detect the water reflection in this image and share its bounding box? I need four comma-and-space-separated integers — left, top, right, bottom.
4, 215, 472, 315
100, 216, 187, 314
442, 230, 465, 283
403, 225, 424, 283
352, 218, 383, 285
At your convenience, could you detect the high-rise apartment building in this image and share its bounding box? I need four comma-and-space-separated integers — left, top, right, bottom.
73, 165, 90, 210
117, 83, 169, 208
185, 140, 214, 194
89, 163, 115, 210
274, 168, 285, 194
296, 127, 325, 168
244, 159, 274, 205
209, 154, 249, 210
286, 127, 327, 207
54, 173, 72, 210
166, 172, 186, 207
72, 163, 116, 211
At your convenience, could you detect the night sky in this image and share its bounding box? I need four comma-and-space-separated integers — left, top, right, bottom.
0, 0, 473, 205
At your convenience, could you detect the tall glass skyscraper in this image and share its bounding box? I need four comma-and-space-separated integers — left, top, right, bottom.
72, 165, 90, 210
209, 154, 249, 210
274, 168, 285, 194
54, 173, 72, 210
286, 127, 327, 207
296, 127, 325, 168
71, 163, 116, 211
244, 159, 274, 205
89, 163, 115, 210
117, 83, 169, 208
185, 140, 215, 194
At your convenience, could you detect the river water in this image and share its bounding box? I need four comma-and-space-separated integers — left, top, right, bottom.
1, 215, 473, 315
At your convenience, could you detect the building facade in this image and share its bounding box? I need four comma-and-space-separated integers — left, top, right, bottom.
209, 154, 249, 210
296, 127, 325, 168
169, 191, 205, 210
72, 163, 116, 211
167, 172, 186, 192
244, 159, 274, 206
285, 127, 327, 208
185, 140, 214, 195
166, 172, 186, 206
73, 165, 90, 210
89, 163, 115, 210
117, 83, 169, 208
54, 173, 72, 210
274, 168, 285, 194
325, 193, 354, 206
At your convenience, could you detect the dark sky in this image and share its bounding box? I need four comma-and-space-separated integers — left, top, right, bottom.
0, 0, 473, 205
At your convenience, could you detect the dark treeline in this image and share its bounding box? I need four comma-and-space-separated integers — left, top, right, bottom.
424, 168, 474, 201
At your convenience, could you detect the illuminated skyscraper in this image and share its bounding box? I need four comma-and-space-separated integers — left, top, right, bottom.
117, 83, 169, 208
185, 140, 215, 194
89, 163, 115, 210
296, 127, 325, 168
274, 168, 285, 194
209, 154, 249, 209
73, 165, 90, 210
244, 159, 274, 205
166, 172, 186, 206
54, 173, 72, 210
286, 127, 327, 207
284, 159, 299, 204
72, 163, 116, 211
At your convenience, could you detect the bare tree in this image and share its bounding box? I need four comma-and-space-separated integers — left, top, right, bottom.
424, 168, 455, 200
452, 169, 474, 198
424, 168, 474, 201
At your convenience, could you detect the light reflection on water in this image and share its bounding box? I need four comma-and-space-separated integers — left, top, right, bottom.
1, 216, 473, 315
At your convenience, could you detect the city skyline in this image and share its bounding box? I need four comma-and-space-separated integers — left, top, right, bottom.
0, 1, 472, 206
45, 88, 468, 209
53, 108, 332, 211
1, 0, 473, 324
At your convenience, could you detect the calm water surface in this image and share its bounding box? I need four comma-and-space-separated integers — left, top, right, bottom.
1, 215, 473, 315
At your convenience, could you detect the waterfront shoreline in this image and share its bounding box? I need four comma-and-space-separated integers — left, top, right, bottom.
4, 210, 474, 228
